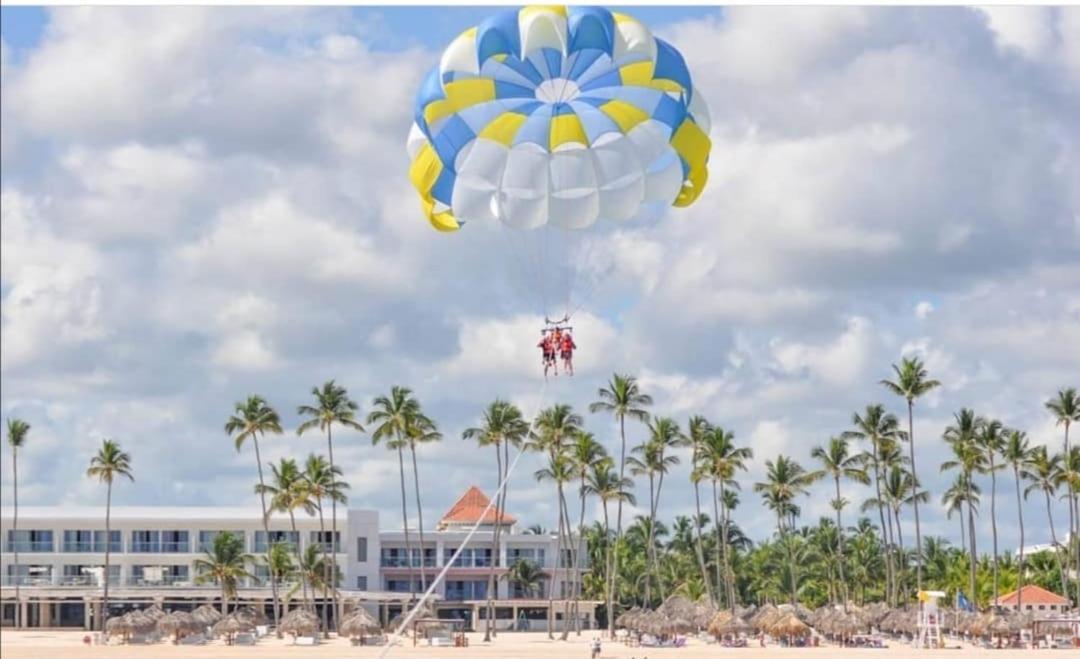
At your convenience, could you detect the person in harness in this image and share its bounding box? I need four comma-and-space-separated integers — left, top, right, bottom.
538, 330, 556, 377
559, 329, 576, 376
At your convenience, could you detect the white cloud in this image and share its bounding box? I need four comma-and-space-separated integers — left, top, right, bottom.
915, 301, 934, 319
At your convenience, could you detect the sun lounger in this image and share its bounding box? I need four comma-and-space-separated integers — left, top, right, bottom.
293, 635, 318, 646
180, 633, 206, 646
235, 633, 256, 646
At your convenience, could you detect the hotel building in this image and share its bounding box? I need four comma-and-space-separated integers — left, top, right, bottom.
0, 486, 597, 631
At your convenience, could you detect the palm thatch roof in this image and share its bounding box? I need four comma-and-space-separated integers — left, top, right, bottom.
658, 595, 696, 620
691, 599, 717, 629
768, 612, 811, 638
387, 602, 440, 632
280, 608, 320, 636
191, 604, 223, 626
750, 605, 782, 632
157, 611, 200, 637
212, 615, 255, 637
615, 607, 643, 629
232, 605, 268, 625
105, 615, 132, 634
709, 613, 752, 637
341, 609, 382, 638
141, 603, 166, 620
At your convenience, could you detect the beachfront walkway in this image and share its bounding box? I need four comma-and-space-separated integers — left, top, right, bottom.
0, 629, 1038, 659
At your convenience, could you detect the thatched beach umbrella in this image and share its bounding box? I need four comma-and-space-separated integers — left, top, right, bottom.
141, 603, 166, 620
105, 614, 134, 641
280, 608, 320, 636
659, 595, 696, 620
128, 610, 157, 634
191, 604, 222, 626
769, 612, 811, 639
387, 602, 438, 633
712, 616, 753, 638
341, 609, 382, 639
691, 599, 717, 629
157, 611, 195, 641
233, 605, 267, 626
616, 607, 642, 629
752, 606, 783, 632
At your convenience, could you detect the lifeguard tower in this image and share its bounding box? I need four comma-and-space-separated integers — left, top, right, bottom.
916, 590, 945, 649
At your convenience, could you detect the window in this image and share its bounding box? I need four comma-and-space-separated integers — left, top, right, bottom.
6, 529, 54, 553
6, 564, 53, 585
160, 530, 190, 553
131, 530, 160, 553
385, 578, 429, 593
62, 530, 121, 553
444, 547, 494, 568
253, 530, 299, 553
1038, 605, 1045, 611
309, 531, 340, 553
381, 547, 432, 567
198, 530, 245, 552
132, 565, 189, 585
356, 537, 368, 562
61, 565, 120, 585
508, 548, 545, 566
356, 576, 368, 590
445, 580, 487, 601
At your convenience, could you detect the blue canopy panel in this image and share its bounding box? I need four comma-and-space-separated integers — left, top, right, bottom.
476, 8, 522, 65
567, 7, 615, 56
653, 38, 693, 102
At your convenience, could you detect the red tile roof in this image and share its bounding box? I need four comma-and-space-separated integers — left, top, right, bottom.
438, 486, 516, 527
995, 584, 1069, 606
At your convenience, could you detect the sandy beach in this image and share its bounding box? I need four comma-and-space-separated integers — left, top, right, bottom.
0, 630, 1044, 659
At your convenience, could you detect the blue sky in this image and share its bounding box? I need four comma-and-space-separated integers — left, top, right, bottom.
1, 6, 1078, 554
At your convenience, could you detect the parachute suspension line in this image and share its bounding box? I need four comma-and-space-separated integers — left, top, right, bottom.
376, 378, 550, 659
561, 224, 572, 321
498, 223, 546, 320
564, 234, 615, 322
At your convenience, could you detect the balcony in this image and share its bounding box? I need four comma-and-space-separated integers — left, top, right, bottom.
160, 541, 191, 554
5, 541, 54, 553
61, 541, 122, 553
380, 557, 436, 568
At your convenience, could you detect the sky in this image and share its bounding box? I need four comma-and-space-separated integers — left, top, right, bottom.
1, 6, 1079, 556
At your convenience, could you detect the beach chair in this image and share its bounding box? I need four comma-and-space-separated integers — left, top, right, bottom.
293, 635, 318, 646
235, 633, 256, 646
180, 633, 206, 646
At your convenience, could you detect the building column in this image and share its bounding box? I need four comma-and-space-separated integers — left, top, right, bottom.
84, 600, 93, 630
512, 606, 518, 632
19, 601, 28, 629
40, 601, 52, 628
470, 604, 479, 633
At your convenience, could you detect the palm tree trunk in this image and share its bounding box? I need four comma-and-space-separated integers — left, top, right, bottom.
834, 476, 848, 611
409, 442, 428, 596
872, 458, 894, 606
547, 489, 564, 640
317, 503, 330, 638
988, 455, 999, 606
1013, 466, 1026, 611
644, 472, 655, 606
1066, 421, 1078, 606
483, 444, 502, 642
1044, 491, 1068, 596
252, 437, 281, 636
966, 479, 977, 605
396, 444, 415, 600
907, 400, 924, 591
720, 480, 735, 612
573, 476, 587, 635
559, 487, 574, 641
893, 507, 905, 601
222, 583, 228, 616
653, 469, 669, 604
102, 481, 112, 632
612, 415, 627, 625
325, 425, 341, 632
711, 479, 724, 609
602, 500, 614, 640
11, 446, 20, 629
691, 473, 713, 605
289, 512, 308, 609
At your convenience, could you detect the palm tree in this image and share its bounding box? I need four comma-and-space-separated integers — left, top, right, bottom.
589, 375, 651, 620
367, 386, 424, 599
881, 357, 940, 590
263, 541, 297, 599
297, 380, 363, 629
568, 431, 607, 633
293, 544, 333, 614
302, 454, 348, 635
753, 455, 818, 604
685, 416, 715, 605
584, 462, 634, 638
942, 475, 979, 557
225, 395, 284, 631
462, 399, 529, 641
194, 532, 253, 614
257, 458, 316, 609
975, 418, 1007, 604
700, 425, 752, 611
843, 404, 903, 604
86, 439, 133, 630
535, 449, 575, 638
6, 418, 29, 628
1022, 446, 1068, 596
1045, 387, 1079, 602
627, 417, 682, 606
809, 436, 868, 609
1002, 429, 1032, 610
503, 559, 547, 600
942, 408, 987, 604
405, 410, 441, 606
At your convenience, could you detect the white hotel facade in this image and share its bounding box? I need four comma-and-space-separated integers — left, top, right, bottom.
0, 487, 596, 631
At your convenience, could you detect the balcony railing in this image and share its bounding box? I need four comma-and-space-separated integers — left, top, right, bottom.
380, 557, 437, 568
160, 542, 190, 553
61, 542, 122, 553
6, 541, 54, 553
